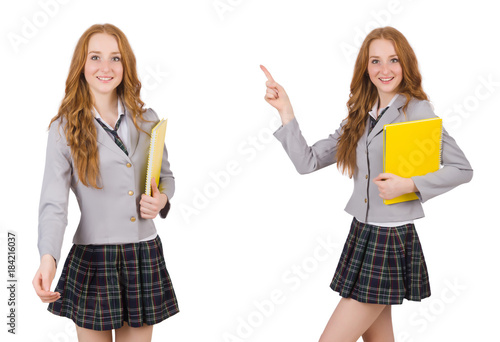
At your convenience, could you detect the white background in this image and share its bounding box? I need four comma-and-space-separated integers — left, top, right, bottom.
1, 0, 498, 341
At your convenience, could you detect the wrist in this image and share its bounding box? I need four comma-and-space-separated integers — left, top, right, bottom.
407, 178, 417, 193
279, 109, 295, 125
41, 254, 56, 266
159, 193, 168, 208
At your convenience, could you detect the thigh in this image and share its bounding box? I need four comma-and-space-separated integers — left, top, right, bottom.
75, 325, 112, 342
362, 306, 394, 342
319, 298, 387, 342
115, 321, 153, 342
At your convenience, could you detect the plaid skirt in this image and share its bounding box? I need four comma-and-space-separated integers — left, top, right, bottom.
330, 218, 431, 305
48, 235, 179, 331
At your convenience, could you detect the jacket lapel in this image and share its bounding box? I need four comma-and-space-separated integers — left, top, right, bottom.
94, 119, 129, 159
366, 95, 407, 145
125, 106, 139, 157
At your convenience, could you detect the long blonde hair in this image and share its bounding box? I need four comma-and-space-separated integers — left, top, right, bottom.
336, 26, 429, 178
50, 23, 146, 188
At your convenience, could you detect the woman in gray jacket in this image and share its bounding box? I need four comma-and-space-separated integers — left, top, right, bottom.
261, 26, 472, 342
32, 24, 178, 342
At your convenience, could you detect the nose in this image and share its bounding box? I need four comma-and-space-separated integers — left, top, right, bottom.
380, 62, 390, 75
100, 60, 110, 73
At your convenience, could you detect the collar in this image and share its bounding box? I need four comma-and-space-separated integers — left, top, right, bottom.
366, 94, 407, 144
368, 94, 399, 119
92, 98, 125, 129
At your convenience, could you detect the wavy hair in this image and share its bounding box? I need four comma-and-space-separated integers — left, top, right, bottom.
336, 26, 429, 178
50, 23, 146, 188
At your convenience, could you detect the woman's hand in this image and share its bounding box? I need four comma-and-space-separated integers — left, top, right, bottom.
32, 254, 60, 303
260, 65, 295, 125
140, 177, 168, 219
373, 173, 418, 200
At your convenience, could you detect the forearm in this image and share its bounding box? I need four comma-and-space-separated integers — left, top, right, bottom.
412, 167, 473, 202
274, 117, 343, 174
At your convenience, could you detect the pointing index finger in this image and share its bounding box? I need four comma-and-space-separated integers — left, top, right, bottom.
260, 65, 275, 82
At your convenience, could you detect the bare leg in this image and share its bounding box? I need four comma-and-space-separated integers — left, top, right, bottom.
362, 306, 394, 342
115, 321, 153, 342
318, 298, 388, 342
75, 325, 112, 342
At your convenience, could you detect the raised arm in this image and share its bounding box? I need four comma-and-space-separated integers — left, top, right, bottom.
261, 65, 343, 174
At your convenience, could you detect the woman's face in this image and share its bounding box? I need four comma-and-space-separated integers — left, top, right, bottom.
84, 33, 123, 98
367, 39, 402, 103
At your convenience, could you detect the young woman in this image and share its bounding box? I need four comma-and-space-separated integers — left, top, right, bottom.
32, 24, 178, 342
261, 27, 472, 342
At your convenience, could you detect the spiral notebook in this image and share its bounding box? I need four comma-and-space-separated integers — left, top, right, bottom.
383, 117, 442, 205
145, 119, 167, 196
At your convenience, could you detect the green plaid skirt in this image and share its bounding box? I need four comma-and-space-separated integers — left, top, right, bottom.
330, 218, 431, 305
48, 235, 179, 330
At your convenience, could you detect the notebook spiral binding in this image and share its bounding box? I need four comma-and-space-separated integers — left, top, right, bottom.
145, 131, 158, 196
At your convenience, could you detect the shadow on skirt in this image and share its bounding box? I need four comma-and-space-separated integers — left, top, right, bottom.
48, 235, 179, 331
330, 218, 431, 305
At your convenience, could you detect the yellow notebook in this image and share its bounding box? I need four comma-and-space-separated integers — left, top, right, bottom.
383, 117, 442, 205
145, 119, 167, 196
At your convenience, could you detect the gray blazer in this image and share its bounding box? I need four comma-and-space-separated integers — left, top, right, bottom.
38, 107, 174, 264
274, 96, 473, 223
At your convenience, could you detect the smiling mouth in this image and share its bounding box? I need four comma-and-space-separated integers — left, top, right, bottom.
379, 77, 394, 82
97, 76, 113, 81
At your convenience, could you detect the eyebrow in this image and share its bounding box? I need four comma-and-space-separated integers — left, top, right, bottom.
369, 54, 398, 59
88, 51, 121, 55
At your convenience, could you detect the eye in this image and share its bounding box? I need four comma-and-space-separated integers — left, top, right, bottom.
370, 59, 379, 64
90, 55, 100, 61
112, 56, 121, 62
390, 58, 399, 63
